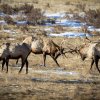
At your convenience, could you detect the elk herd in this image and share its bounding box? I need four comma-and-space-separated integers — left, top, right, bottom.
0, 35, 100, 74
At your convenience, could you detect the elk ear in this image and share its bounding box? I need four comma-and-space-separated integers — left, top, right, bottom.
3, 43, 5, 45
84, 34, 92, 43
60, 39, 66, 49
75, 47, 79, 53
6, 43, 10, 46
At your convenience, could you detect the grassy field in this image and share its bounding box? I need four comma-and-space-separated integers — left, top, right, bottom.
2, 0, 100, 13
0, 0, 100, 100
0, 34, 100, 100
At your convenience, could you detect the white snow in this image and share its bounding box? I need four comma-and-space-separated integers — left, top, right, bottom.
48, 32, 92, 38
55, 19, 86, 27
44, 12, 66, 18
15, 21, 28, 25
3, 29, 16, 34
0, 12, 6, 17
0, 20, 7, 25
44, 12, 100, 32
29, 69, 79, 76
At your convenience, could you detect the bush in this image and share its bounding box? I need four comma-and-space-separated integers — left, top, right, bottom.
46, 3, 50, 8
0, 3, 13, 14
4, 16, 15, 25
0, 32, 10, 39
85, 9, 100, 28
20, 3, 33, 14
77, 9, 100, 28
27, 8, 43, 25
13, 5, 20, 14
0, 3, 43, 25
76, 3, 86, 12
74, 8, 100, 28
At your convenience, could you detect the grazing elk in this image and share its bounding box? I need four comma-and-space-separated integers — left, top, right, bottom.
0, 41, 32, 74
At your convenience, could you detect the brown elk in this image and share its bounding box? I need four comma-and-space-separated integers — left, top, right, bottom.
22, 36, 68, 67
74, 38, 100, 73
0, 41, 32, 74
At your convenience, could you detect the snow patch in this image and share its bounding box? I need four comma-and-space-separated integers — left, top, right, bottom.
30, 69, 79, 76
44, 12, 66, 18
48, 32, 92, 38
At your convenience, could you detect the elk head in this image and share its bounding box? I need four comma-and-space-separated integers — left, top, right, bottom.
53, 39, 67, 59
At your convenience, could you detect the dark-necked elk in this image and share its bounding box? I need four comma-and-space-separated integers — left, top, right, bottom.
0, 39, 33, 74
75, 40, 100, 73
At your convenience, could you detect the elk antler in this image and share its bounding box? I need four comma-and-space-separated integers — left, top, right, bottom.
63, 47, 78, 54
84, 34, 92, 43
60, 39, 66, 49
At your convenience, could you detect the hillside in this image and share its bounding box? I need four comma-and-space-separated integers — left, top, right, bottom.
1, 0, 100, 13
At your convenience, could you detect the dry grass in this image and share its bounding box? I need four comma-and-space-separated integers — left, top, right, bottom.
2, 0, 100, 13
0, 36, 100, 99
0, 0, 99, 99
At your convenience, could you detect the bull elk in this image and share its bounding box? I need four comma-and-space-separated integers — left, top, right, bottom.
22, 36, 69, 67
72, 37, 100, 73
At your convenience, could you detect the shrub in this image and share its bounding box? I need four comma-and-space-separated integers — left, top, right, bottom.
74, 8, 100, 28
13, 5, 20, 14
0, 32, 10, 39
32, 0, 38, 4
85, 9, 100, 28
0, 3, 13, 14
27, 8, 43, 25
77, 9, 100, 28
0, 3, 43, 25
46, 3, 50, 8
65, 1, 70, 5
19, 3, 33, 14
4, 16, 15, 25
76, 3, 86, 12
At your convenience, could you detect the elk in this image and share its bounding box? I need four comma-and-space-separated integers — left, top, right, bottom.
22, 36, 68, 67
0, 41, 32, 74
73, 38, 100, 73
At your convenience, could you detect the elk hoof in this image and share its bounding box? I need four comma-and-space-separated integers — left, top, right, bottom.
6, 71, 8, 73
26, 72, 28, 74
18, 71, 21, 74
39, 64, 46, 67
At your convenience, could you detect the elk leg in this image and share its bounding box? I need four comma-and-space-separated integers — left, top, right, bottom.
25, 59, 28, 74
90, 59, 94, 70
16, 59, 19, 64
51, 55, 60, 67
2, 59, 5, 71
19, 59, 25, 73
55, 51, 61, 59
19, 51, 31, 73
94, 56, 100, 73
5, 59, 9, 73
43, 52, 46, 67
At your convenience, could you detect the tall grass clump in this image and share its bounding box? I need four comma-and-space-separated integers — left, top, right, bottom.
78, 9, 100, 28
85, 9, 100, 28
18, 3, 44, 25
0, 3, 44, 25
75, 3, 100, 28
4, 16, 15, 25
0, 3, 13, 14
